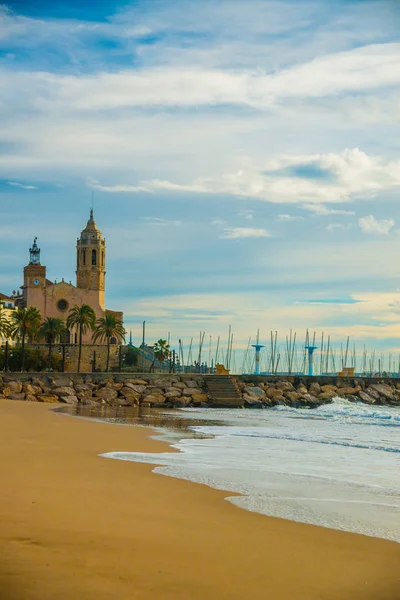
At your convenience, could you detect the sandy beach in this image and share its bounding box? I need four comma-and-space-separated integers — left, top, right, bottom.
0, 399, 399, 600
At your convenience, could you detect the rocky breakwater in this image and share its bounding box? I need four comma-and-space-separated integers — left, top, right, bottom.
235, 378, 400, 408
0, 374, 209, 408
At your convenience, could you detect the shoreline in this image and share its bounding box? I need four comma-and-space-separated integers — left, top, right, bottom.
1, 399, 399, 600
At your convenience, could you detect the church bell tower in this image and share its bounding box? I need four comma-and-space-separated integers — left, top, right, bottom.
76, 210, 106, 309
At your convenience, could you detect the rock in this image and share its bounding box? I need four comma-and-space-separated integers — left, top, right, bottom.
172, 382, 187, 389
37, 394, 59, 403
266, 387, 284, 399
301, 394, 320, 407
368, 384, 395, 401
186, 380, 199, 388
119, 387, 140, 404
321, 385, 338, 393
365, 386, 380, 400
276, 381, 294, 392
346, 395, 359, 403
336, 386, 361, 397
8, 393, 26, 400
52, 386, 76, 397
5, 381, 23, 394
95, 388, 118, 402
143, 387, 164, 396
143, 394, 166, 406
77, 390, 93, 403
182, 387, 203, 397
165, 389, 182, 398
318, 391, 336, 401
71, 375, 84, 385
296, 385, 308, 395
272, 396, 286, 405
285, 392, 301, 402
106, 381, 124, 391
358, 391, 376, 404
123, 383, 146, 394
59, 395, 79, 404
75, 383, 95, 392
244, 386, 265, 398
309, 382, 321, 396
126, 379, 148, 385
243, 394, 263, 406
23, 383, 42, 396
49, 377, 73, 388
25, 394, 38, 402
191, 393, 208, 404
170, 397, 191, 408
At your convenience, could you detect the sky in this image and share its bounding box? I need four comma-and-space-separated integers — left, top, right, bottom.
1, 0, 400, 370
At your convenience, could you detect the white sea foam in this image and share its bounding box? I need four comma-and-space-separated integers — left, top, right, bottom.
101, 399, 400, 542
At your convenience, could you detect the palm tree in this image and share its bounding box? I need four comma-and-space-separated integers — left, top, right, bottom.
92, 314, 126, 372
153, 339, 170, 373
0, 306, 10, 342
66, 304, 96, 373
40, 317, 66, 370
10, 306, 42, 370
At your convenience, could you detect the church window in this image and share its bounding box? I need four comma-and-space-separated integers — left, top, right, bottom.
82, 249, 86, 265
57, 299, 68, 312
102, 251, 104, 266
92, 249, 97, 265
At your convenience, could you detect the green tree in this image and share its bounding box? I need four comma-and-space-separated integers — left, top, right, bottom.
152, 339, 170, 373
40, 317, 66, 370
92, 314, 126, 372
0, 306, 10, 342
9, 307, 42, 371
66, 304, 96, 373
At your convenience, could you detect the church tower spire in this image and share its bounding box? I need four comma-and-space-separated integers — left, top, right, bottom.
76, 210, 106, 309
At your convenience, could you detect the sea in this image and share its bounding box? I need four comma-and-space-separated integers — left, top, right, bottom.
74, 398, 400, 543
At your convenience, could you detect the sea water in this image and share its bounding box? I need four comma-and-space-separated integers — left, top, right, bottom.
102, 399, 400, 542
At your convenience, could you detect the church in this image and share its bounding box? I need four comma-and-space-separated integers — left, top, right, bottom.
16, 210, 123, 344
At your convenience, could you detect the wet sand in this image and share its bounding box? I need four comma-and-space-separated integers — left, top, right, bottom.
0, 399, 399, 600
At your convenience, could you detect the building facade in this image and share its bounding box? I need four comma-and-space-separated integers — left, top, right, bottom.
17, 210, 123, 344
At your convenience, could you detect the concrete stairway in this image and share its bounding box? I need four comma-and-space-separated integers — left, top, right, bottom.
204, 375, 243, 408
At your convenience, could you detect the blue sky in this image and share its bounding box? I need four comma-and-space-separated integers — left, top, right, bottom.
1, 0, 400, 370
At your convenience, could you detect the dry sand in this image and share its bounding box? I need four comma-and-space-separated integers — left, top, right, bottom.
0, 398, 399, 600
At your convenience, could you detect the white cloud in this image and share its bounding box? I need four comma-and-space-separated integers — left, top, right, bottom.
141, 217, 181, 226
276, 214, 303, 221
7, 181, 37, 190
302, 204, 356, 216
221, 227, 270, 239
326, 223, 353, 232
358, 215, 395, 236
87, 179, 151, 193
238, 210, 254, 220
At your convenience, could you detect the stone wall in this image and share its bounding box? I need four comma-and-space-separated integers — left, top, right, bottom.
1, 373, 399, 408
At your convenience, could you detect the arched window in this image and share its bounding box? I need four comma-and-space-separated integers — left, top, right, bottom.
82, 249, 86, 266
65, 329, 71, 344
102, 251, 104, 266
110, 336, 118, 345
92, 249, 97, 265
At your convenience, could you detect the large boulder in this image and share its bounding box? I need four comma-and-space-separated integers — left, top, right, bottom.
309, 382, 321, 396
143, 386, 164, 396
123, 383, 146, 394
37, 394, 59, 403
318, 391, 336, 401
186, 380, 199, 389
285, 392, 301, 402
172, 382, 187, 389
119, 387, 140, 404
266, 387, 284, 399
296, 385, 308, 395
143, 394, 166, 406
95, 387, 118, 402
300, 394, 320, 407
75, 383, 95, 393
276, 381, 294, 392
321, 384, 338, 393
165, 388, 182, 398
368, 384, 395, 401
23, 383, 42, 396
336, 386, 361, 397
8, 393, 26, 400
243, 394, 263, 407
244, 386, 265, 398
124, 379, 148, 386
105, 381, 124, 391
191, 393, 208, 405
182, 387, 205, 397
59, 395, 79, 404
365, 386, 380, 400
53, 386, 76, 397
25, 394, 38, 402
4, 381, 22, 395
49, 376, 73, 388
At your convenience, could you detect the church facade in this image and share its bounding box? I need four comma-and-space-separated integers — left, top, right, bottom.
18, 210, 123, 344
